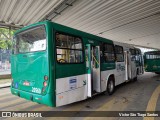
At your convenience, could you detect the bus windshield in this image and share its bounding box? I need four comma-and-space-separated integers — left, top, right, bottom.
145, 51, 160, 59
13, 25, 46, 54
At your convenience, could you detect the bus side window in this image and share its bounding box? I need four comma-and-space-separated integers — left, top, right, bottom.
103, 43, 115, 62
115, 45, 124, 62
130, 49, 136, 61
100, 43, 105, 63
56, 32, 83, 63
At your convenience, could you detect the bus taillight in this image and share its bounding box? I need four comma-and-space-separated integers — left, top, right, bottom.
44, 75, 48, 81
43, 81, 47, 87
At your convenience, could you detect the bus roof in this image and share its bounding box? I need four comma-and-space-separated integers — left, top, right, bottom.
14, 20, 113, 44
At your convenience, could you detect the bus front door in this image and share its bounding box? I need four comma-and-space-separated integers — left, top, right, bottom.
86, 44, 101, 97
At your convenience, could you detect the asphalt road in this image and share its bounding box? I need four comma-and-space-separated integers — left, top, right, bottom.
0, 72, 160, 120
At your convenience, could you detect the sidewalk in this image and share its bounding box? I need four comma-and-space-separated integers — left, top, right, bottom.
0, 79, 11, 88
0, 70, 11, 75
0, 82, 11, 88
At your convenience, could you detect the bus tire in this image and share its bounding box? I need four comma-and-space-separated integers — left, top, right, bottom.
106, 77, 115, 95
133, 73, 138, 82
133, 69, 138, 81
133, 76, 137, 81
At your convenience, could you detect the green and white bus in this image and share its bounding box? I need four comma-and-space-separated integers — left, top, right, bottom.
11, 21, 143, 107
144, 51, 160, 74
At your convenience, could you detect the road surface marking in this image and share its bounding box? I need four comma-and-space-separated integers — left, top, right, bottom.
143, 85, 160, 120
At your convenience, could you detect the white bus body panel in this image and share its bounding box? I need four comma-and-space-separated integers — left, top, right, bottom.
87, 73, 92, 97
92, 46, 101, 92
114, 42, 137, 81
101, 69, 118, 92
56, 74, 87, 107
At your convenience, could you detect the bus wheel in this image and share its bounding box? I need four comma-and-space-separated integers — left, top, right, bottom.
107, 77, 115, 95
133, 70, 138, 81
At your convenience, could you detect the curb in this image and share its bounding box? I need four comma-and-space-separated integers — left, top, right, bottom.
0, 85, 10, 89
0, 83, 11, 89
0, 74, 11, 79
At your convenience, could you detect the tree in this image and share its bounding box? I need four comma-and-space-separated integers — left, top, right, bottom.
0, 28, 15, 50
0, 40, 12, 49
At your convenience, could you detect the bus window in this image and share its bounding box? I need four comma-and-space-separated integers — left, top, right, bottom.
56, 33, 83, 63
104, 43, 115, 62
130, 49, 136, 55
136, 49, 140, 55
145, 51, 160, 60
13, 26, 46, 54
130, 49, 136, 61
115, 45, 124, 62
135, 49, 141, 61
100, 43, 105, 63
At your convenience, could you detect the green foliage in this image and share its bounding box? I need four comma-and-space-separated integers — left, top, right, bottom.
0, 40, 12, 49
0, 28, 15, 50
0, 40, 8, 49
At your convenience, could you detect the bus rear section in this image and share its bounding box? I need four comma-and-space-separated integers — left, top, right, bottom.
11, 25, 53, 107
144, 51, 160, 74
